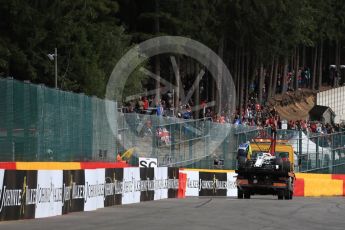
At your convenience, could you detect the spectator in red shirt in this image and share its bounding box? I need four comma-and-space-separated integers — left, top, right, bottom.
143, 96, 149, 111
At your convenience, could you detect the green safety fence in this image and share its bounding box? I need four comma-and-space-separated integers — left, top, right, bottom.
1, 78, 344, 173
0, 78, 117, 161
0, 78, 238, 164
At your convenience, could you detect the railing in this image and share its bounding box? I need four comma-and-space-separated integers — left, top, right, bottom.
233, 128, 345, 173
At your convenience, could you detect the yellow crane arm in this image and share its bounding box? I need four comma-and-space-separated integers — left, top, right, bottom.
121, 147, 135, 160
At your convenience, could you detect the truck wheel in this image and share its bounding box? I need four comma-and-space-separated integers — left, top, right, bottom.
278, 191, 284, 200
237, 189, 244, 199
244, 192, 251, 199
287, 178, 293, 200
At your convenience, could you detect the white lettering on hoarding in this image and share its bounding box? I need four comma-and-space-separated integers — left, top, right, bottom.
0, 169, 181, 211
26, 187, 37, 205
0, 187, 22, 212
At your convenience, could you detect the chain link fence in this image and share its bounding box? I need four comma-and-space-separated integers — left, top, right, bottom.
0, 78, 117, 161
1, 78, 345, 173
234, 128, 345, 173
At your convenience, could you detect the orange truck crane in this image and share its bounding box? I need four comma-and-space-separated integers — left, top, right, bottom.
117, 148, 135, 163
236, 133, 295, 200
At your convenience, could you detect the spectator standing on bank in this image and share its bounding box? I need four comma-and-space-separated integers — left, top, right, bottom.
143, 96, 149, 111
304, 68, 311, 88
156, 102, 164, 116
138, 97, 144, 113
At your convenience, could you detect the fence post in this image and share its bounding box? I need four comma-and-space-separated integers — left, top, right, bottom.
331, 134, 335, 174
206, 120, 210, 158
316, 135, 320, 168
12, 141, 15, 161
204, 124, 207, 159
299, 130, 302, 157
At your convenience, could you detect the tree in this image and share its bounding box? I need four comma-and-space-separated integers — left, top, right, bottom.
2, 0, 345, 107
0, 0, 144, 98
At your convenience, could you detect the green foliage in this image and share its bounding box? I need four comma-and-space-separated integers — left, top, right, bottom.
0, 0, 146, 98
1, 0, 345, 99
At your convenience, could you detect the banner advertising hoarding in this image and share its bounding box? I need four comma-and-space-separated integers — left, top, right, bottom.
35, 170, 63, 218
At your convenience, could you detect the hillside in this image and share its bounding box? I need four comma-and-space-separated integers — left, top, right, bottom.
268, 90, 317, 121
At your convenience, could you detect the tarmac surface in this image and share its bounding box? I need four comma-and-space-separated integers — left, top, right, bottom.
1, 196, 345, 230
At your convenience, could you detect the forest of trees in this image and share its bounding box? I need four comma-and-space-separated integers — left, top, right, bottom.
1, 0, 345, 108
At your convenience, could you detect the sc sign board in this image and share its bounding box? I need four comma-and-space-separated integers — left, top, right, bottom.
139, 157, 158, 168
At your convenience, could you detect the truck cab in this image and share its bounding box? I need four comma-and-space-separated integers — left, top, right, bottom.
236, 139, 295, 200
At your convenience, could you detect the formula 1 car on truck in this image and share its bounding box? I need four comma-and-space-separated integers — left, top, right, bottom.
235, 132, 295, 200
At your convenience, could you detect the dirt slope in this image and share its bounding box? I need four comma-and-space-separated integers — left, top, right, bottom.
267, 89, 316, 120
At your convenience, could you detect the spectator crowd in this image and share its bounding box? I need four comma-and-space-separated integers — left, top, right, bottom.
122, 92, 345, 136
121, 63, 345, 136
231, 94, 345, 135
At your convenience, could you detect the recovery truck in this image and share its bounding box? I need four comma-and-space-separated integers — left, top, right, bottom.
235, 135, 295, 200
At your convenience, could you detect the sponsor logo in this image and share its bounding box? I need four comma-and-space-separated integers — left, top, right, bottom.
103, 178, 179, 196
0, 171, 179, 211
139, 158, 158, 168
186, 178, 236, 192
0, 187, 22, 212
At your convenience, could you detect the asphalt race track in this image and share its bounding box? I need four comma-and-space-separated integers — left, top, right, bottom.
1, 196, 345, 230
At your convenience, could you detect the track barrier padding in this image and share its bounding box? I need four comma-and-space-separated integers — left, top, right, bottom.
294, 178, 305, 196
0, 162, 131, 170
0, 164, 345, 221
0, 167, 179, 221
331, 175, 345, 196
296, 173, 344, 197
178, 172, 187, 198
0, 162, 16, 170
